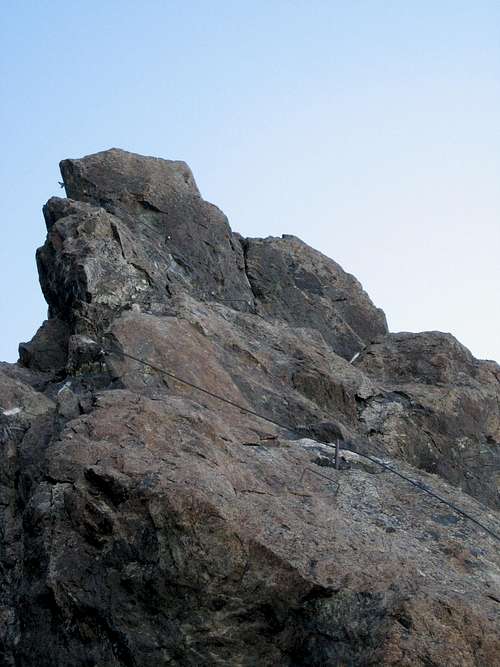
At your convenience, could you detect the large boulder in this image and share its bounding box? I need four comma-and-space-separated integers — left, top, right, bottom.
60, 147, 201, 208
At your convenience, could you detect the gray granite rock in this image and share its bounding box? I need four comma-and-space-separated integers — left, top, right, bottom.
53, 148, 255, 314
18, 318, 69, 374
1, 150, 498, 666
353, 331, 500, 509
243, 235, 388, 360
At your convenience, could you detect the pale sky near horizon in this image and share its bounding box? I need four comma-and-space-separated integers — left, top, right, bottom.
1, 1, 499, 362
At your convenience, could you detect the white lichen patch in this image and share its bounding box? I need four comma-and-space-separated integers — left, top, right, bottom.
2, 407, 22, 416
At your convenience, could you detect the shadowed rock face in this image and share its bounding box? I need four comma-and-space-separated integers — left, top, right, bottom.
39, 149, 254, 329
2, 149, 499, 666
243, 235, 388, 361
353, 332, 500, 509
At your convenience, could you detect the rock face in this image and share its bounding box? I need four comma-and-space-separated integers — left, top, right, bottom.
243, 235, 388, 360
2, 149, 499, 666
38, 149, 254, 334
354, 332, 500, 509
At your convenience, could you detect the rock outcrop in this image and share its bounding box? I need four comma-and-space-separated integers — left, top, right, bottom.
354, 332, 500, 509
1, 149, 498, 666
38, 149, 254, 336
243, 235, 388, 360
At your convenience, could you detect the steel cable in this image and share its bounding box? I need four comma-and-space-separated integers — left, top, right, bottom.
103, 346, 500, 542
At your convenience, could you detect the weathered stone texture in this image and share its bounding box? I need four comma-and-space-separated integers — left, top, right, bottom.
354, 332, 500, 509
243, 234, 388, 360
0, 149, 498, 666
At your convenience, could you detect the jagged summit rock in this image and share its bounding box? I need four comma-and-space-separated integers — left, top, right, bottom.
61, 147, 201, 205
2, 149, 499, 666
38, 148, 388, 363
38, 148, 254, 330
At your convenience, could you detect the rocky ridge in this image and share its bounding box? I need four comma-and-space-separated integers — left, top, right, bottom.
0, 149, 499, 666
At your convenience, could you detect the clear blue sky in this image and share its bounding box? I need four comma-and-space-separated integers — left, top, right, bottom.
1, 1, 499, 362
